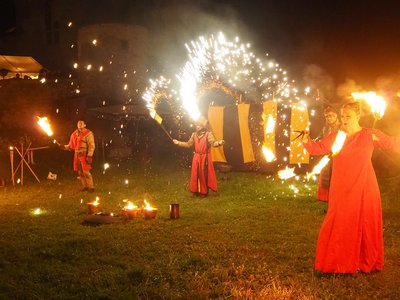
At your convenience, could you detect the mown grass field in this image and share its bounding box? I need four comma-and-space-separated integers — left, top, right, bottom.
0, 161, 399, 299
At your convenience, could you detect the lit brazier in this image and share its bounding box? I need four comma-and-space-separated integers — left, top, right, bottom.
143, 199, 158, 219
122, 201, 142, 219
87, 197, 100, 214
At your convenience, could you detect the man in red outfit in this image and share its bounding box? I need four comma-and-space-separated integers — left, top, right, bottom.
303, 102, 400, 273
173, 118, 225, 197
63, 120, 95, 192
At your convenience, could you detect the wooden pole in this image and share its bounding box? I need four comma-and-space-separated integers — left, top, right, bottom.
21, 142, 24, 185
14, 146, 41, 184
9, 147, 15, 186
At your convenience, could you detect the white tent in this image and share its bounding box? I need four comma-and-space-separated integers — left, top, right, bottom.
0, 55, 44, 79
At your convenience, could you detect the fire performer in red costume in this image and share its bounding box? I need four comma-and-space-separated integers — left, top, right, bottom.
63, 120, 95, 192
302, 102, 400, 273
173, 118, 225, 197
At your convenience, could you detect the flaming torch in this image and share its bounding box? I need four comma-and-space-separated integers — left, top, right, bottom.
306, 130, 347, 179
36, 116, 61, 146
351, 91, 387, 127
262, 114, 277, 162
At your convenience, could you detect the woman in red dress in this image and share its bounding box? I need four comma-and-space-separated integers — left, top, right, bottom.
173, 119, 225, 196
303, 102, 400, 273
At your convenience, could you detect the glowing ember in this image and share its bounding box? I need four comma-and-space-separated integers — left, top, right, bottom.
352, 91, 387, 119
37, 116, 53, 136
262, 145, 276, 162
278, 166, 296, 180
30, 208, 46, 216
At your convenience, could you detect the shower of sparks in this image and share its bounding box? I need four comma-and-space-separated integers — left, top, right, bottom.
142, 32, 304, 122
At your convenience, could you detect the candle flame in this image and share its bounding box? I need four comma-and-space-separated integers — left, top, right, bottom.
37, 116, 53, 136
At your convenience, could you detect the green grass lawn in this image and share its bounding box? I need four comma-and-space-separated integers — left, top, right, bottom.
0, 162, 399, 299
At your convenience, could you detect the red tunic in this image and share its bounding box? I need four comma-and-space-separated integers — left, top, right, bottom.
304, 128, 400, 273
68, 129, 93, 172
190, 132, 217, 195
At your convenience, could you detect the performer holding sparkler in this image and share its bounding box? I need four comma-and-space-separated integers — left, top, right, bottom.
302, 101, 400, 274
63, 120, 95, 192
173, 117, 224, 197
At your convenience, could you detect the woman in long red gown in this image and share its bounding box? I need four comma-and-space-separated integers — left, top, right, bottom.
173, 119, 225, 196
303, 102, 400, 273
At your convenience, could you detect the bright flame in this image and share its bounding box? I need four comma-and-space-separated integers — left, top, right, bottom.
104, 163, 110, 170
143, 199, 156, 211
331, 130, 347, 156
262, 145, 276, 162
124, 201, 138, 210
278, 166, 296, 180
37, 116, 54, 136
90, 197, 100, 206
265, 114, 276, 134
352, 91, 387, 119
307, 155, 330, 179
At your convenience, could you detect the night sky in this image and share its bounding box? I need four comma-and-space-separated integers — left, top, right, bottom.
1, 0, 400, 87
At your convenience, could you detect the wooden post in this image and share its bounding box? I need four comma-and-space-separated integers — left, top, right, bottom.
9, 147, 15, 186
21, 142, 24, 185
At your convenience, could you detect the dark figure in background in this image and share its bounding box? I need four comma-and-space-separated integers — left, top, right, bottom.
317, 105, 341, 202
173, 118, 224, 197
303, 102, 400, 273
64, 120, 95, 192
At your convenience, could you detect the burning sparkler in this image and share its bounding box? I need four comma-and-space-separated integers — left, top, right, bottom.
143, 32, 293, 123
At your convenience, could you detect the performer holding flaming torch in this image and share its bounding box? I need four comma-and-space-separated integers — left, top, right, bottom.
62, 120, 95, 192
173, 117, 225, 197
302, 101, 400, 274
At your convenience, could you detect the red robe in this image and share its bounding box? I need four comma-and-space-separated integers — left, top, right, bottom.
68, 129, 92, 172
304, 128, 400, 273
190, 132, 217, 195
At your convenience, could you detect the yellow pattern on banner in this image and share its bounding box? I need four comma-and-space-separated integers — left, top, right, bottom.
238, 103, 255, 163
262, 101, 278, 157
208, 106, 227, 163
290, 103, 310, 164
